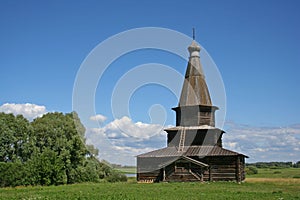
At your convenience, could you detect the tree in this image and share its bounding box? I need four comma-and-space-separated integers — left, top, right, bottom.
26, 147, 66, 185
31, 112, 89, 184
0, 111, 126, 187
86, 144, 99, 157
294, 161, 300, 168
0, 113, 33, 162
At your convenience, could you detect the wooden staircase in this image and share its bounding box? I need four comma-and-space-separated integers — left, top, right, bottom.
166, 171, 201, 182
178, 128, 186, 152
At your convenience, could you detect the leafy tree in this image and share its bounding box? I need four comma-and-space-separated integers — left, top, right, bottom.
86, 144, 99, 157
27, 148, 66, 186
31, 112, 88, 184
0, 111, 127, 187
294, 161, 300, 168
0, 113, 33, 162
0, 162, 27, 187
67, 112, 86, 139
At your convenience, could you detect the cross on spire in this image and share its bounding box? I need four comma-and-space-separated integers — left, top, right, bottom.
192, 28, 195, 40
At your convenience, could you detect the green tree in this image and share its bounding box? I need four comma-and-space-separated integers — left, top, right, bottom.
0, 111, 126, 187
31, 112, 88, 183
294, 161, 300, 168
27, 148, 66, 185
0, 113, 33, 162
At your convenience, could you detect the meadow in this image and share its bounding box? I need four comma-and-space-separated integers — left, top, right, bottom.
115, 166, 136, 174
0, 168, 299, 200
248, 167, 300, 178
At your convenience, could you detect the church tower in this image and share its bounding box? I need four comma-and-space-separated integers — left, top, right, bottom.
137, 35, 247, 183
165, 40, 223, 148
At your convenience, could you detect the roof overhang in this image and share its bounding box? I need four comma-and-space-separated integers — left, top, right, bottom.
164, 125, 224, 133
158, 155, 209, 169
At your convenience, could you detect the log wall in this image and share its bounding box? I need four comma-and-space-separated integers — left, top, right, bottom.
137, 156, 246, 182
198, 156, 245, 182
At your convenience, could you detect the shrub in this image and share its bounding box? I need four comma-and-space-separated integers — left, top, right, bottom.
270, 167, 282, 169
245, 166, 258, 175
293, 175, 300, 178
0, 162, 28, 187
105, 171, 127, 182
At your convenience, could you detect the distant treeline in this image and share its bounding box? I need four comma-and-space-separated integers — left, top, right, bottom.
111, 164, 136, 168
246, 161, 300, 168
0, 112, 126, 187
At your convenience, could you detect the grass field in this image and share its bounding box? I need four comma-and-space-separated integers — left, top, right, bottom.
0, 168, 299, 200
114, 166, 136, 174
247, 167, 300, 179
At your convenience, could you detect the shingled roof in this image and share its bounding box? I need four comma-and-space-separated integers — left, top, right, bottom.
179, 41, 212, 106
164, 125, 224, 132
137, 145, 248, 158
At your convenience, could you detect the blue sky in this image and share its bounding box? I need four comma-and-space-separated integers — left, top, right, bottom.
1, 0, 300, 165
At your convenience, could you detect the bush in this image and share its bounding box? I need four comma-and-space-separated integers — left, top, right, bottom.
293, 175, 300, 178
245, 166, 258, 175
105, 171, 127, 182
270, 166, 282, 169
0, 162, 28, 187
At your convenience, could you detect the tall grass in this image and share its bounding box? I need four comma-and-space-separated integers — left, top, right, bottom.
0, 168, 299, 200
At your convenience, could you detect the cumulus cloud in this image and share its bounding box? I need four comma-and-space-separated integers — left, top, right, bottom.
89, 114, 107, 123
86, 115, 300, 165
0, 103, 47, 121
103, 116, 164, 139
223, 122, 300, 163
85, 116, 167, 165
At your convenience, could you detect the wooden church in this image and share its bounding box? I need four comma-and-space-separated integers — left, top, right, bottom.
137, 38, 248, 182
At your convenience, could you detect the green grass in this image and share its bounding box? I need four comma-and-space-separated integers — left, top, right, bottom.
114, 166, 136, 174
247, 167, 300, 178
0, 181, 299, 200
1, 168, 300, 200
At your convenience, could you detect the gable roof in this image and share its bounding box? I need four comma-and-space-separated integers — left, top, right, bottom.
156, 155, 209, 169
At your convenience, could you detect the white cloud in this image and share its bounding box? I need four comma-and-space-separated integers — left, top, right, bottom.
82, 115, 300, 165
0, 103, 47, 121
85, 116, 167, 165
223, 122, 300, 163
227, 142, 237, 149
89, 114, 107, 123
104, 116, 164, 139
